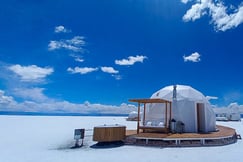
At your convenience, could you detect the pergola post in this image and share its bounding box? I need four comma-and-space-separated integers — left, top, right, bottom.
137, 103, 140, 134
143, 103, 146, 126
165, 102, 168, 128
169, 102, 172, 124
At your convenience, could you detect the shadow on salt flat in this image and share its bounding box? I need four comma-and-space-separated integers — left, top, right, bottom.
90, 141, 124, 149
50, 140, 93, 151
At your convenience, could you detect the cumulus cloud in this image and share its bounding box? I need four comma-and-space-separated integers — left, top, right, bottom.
210, 2, 243, 31
54, 25, 71, 33
182, 0, 243, 31
67, 67, 98, 74
0, 90, 16, 104
101, 66, 119, 74
100, 67, 121, 80
183, 0, 208, 22
13, 88, 49, 102
48, 36, 85, 52
183, 52, 201, 62
0, 85, 137, 114
213, 102, 243, 115
0, 90, 137, 115
115, 55, 147, 66
8, 64, 53, 82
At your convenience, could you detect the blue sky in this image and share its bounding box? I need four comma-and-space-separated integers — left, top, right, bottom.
0, 0, 243, 114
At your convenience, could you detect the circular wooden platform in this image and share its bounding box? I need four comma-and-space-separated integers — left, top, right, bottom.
125, 125, 239, 147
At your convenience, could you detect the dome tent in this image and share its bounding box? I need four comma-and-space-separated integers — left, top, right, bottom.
151, 85, 208, 102
146, 85, 216, 133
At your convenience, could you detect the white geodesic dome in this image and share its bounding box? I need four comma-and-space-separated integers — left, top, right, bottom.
151, 85, 209, 103
144, 85, 216, 133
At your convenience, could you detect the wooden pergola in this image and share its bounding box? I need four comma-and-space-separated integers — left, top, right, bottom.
129, 98, 172, 134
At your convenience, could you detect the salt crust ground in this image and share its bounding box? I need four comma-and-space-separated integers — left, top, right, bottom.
0, 115, 242, 162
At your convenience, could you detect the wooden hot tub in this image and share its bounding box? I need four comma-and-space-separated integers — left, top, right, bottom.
93, 125, 126, 142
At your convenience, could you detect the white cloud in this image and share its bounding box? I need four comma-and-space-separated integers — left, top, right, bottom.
0, 90, 137, 114
182, 0, 209, 22
213, 102, 243, 115
206, 96, 218, 100
101, 66, 119, 74
100, 67, 121, 80
48, 41, 61, 51
183, 52, 201, 62
54, 25, 71, 33
48, 36, 85, 52
8, 64, 54, 82
74, 58, 84, 62
67, 67, 98, 74
0, 90, 16, 104
209, 3, 243, 31
115, 55, 147, 66
67, 36, 85, 46
70, 54, 84, 62
181, 0, 191, 4
13, 88, 49, 102
112, 75, 122, 80
182, 0, 243, 31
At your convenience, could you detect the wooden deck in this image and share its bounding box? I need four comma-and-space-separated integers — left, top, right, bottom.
125, 125, 239, 147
